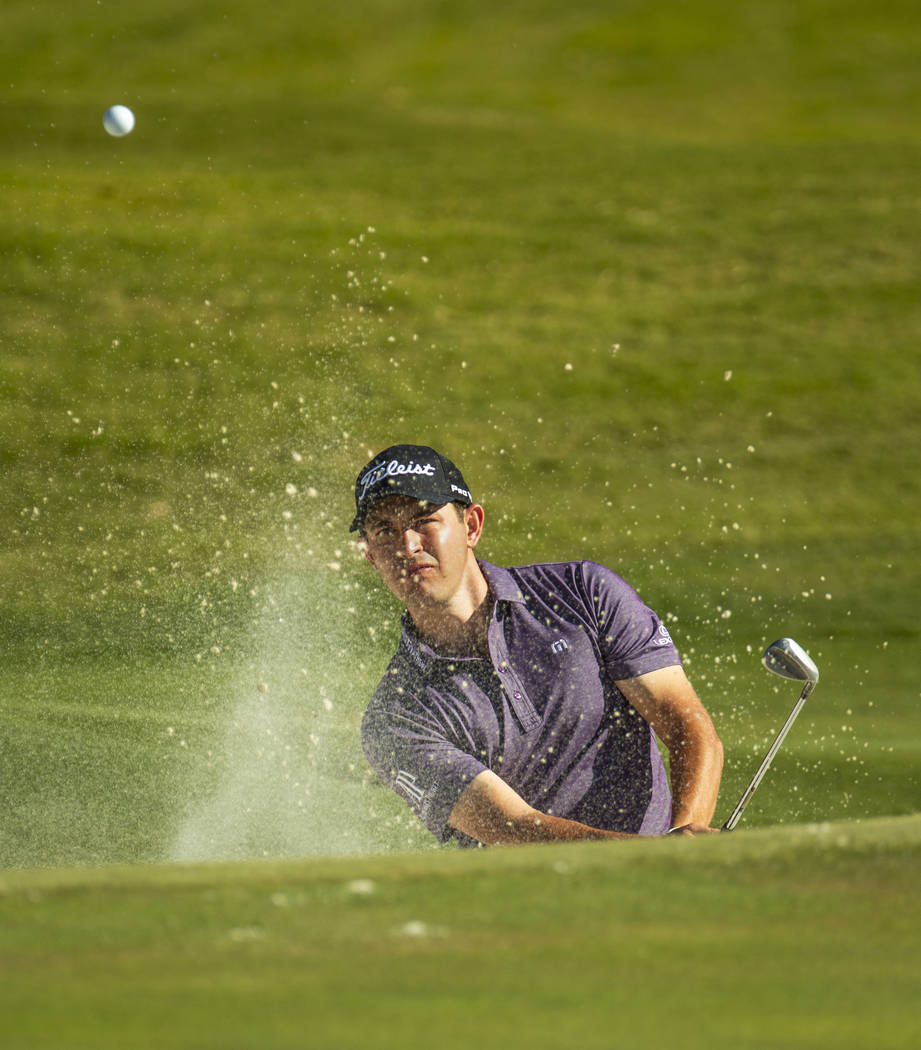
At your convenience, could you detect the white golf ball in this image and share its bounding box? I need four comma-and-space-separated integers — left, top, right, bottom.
103, 105, 135, 137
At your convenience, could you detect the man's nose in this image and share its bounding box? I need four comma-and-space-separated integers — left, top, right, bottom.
399, 528, 423, 556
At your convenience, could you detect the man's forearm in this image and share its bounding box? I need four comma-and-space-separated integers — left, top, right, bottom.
449, 770, 637, 845
614, 666, 724, 827
667, 734, 724, 827
463, 809, 637, 846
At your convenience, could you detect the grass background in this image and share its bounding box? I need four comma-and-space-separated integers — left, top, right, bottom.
1, 0, 920, 1044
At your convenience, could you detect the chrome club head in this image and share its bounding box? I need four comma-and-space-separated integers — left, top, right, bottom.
762, 637, 819, 684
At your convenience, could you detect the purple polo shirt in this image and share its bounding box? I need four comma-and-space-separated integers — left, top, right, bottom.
361, 560, 680, 847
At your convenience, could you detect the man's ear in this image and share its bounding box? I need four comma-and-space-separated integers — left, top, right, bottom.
357, 537, 376, 569
465, 504, 485, 549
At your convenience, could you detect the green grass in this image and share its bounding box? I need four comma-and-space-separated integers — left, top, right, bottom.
2, 817, 920, 1050
2, 1, 920, 1042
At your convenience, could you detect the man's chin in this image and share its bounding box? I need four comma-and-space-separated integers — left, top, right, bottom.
399, 574, 443, 604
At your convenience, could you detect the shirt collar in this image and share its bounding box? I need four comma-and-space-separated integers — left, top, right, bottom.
477, 560, 527, 605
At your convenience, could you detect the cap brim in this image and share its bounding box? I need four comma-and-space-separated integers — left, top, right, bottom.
350, 489, 471, 533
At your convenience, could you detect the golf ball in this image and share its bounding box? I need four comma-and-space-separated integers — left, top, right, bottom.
103, 105, 135, 137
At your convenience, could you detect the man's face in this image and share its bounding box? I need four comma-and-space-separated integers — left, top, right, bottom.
361, 496, 482, 608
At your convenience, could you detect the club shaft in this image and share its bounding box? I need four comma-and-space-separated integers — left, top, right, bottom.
722, 679, 816, 832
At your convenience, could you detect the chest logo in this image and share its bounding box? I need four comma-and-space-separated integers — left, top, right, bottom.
550, 638, 570, 654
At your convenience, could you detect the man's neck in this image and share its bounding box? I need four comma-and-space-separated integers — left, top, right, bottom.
408, 563, 492, 658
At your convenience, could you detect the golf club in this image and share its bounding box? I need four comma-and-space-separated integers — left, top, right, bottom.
721, 637, 820, 832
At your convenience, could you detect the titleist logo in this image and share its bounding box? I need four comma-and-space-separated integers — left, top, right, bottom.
358, 459, 436, 502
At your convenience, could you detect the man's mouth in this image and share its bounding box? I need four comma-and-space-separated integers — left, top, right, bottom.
402, 561, 436, 579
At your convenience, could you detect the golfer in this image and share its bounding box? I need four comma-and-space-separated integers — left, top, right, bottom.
353, 444, 723, 847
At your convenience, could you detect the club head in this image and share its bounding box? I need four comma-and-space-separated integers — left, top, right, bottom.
762, 637, 819, 684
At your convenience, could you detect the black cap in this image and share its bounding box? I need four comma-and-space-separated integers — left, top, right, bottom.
350, 444, 473, 533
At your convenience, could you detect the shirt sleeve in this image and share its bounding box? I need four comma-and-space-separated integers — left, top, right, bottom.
578, 561, 683, 679
361, 686, 486, 843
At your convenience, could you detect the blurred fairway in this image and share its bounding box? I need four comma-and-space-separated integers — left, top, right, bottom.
1, 1, 920, 1040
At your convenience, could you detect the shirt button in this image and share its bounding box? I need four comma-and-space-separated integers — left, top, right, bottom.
513, 692, 522, 700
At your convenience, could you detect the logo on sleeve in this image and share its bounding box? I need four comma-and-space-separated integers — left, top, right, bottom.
395, 770, 426, 805
652, 624, 674, 647
395, 770, 437, 820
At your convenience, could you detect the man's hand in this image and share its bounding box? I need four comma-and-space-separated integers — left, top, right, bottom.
665, 823, 722, 837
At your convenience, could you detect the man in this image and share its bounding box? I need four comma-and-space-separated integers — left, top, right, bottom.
353, 444, 723, 847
